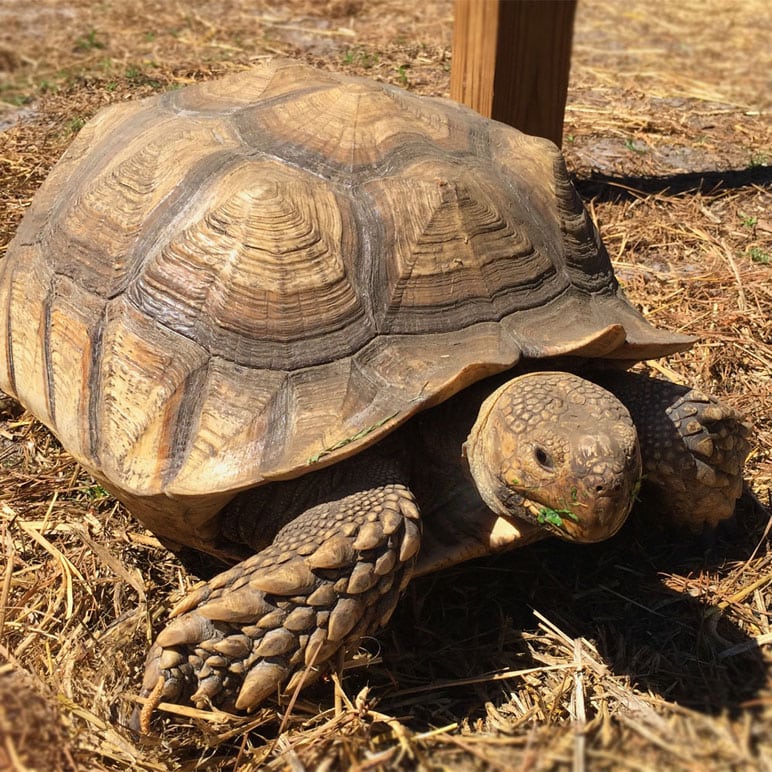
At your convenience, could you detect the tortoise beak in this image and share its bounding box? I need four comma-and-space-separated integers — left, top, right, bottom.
519, 464, 638, 543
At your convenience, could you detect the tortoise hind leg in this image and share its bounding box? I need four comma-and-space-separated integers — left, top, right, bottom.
135, 461, 420, 730
593, 369, 751, 530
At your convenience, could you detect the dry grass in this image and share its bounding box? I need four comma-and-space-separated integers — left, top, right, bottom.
1, 0, 770, 769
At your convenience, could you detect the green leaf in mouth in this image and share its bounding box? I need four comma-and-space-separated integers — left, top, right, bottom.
537, 506, 580, 529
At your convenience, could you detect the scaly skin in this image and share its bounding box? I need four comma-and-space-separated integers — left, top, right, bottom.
137, 467, 420, 730
593, 369, 752, 530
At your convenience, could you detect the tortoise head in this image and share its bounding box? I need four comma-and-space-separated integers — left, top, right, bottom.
464, 371, 642, 542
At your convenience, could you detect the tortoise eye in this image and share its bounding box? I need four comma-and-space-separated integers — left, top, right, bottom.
534, 446, 553, 470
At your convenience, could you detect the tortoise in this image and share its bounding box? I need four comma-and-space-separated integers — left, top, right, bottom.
0, 60, 750, 728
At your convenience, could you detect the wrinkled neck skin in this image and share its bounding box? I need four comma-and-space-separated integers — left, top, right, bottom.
410, 381, 546, 577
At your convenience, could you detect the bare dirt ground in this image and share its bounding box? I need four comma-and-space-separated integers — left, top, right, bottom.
0, 1, 770, 769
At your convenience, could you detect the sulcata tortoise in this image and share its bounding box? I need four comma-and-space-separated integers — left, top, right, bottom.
0, 60, 750, 728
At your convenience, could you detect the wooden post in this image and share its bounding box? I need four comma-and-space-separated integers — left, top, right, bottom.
451, 0, 577, 146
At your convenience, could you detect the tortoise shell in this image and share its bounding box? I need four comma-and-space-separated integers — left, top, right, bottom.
0, 60, 691, 551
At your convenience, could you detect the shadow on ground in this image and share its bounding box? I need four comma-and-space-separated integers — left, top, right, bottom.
368, 490, 769, 726
575, 164, 772, 201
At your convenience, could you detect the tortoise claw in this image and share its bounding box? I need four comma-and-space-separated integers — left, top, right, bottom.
136, 674, 165, 735
131, 644, 179, 734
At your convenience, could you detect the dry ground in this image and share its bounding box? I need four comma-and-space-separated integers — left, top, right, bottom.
0, 1, 770, 769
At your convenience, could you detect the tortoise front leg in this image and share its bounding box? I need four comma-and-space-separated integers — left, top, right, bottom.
593, 369, 751, 530
135, 462, 421, 730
